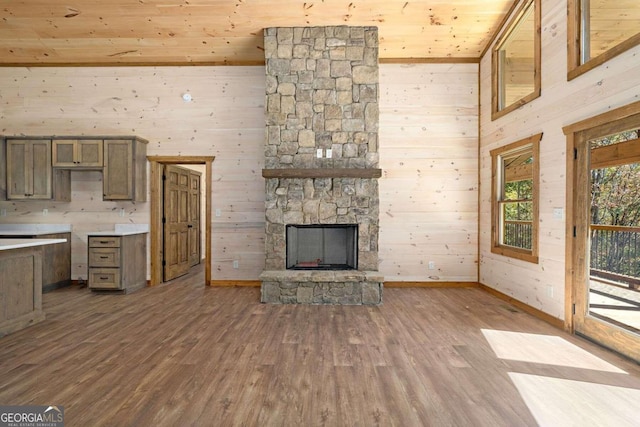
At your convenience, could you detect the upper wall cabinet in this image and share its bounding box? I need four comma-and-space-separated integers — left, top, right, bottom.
1, 136, 147, 202
6, 139, 53, 200
103, 138, 148, 202
53, 139, 103, 168
3, 139, 71, 201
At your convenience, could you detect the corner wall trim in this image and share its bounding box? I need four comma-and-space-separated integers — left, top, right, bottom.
478, 283, 565, 330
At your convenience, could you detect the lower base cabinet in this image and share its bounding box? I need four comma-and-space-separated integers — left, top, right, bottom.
0, 232, 71, 293
0, 246, 45, 337
88, 233, 147, 293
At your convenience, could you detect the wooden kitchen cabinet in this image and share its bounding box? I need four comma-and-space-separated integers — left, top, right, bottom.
38, 232, 72, 292
2, 138, 71, 201
0, 231, 72, 293
103, 138, 148, 202
0, 245, 47, 337
88, 233, 147, 293
6, 139, 52, 200
53, 139, 103, 168
1, 135, 146, 202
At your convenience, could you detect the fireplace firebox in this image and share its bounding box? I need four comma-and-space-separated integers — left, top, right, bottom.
286, 224, 358, 270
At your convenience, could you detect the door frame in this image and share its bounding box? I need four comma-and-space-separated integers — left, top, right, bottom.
147, 156, 214, 286
564, 100, 640, 360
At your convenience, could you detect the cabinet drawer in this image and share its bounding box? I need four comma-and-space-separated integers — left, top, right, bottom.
89, 236, 121, 248
88, 247, 120, 267
88, 268, 121, 289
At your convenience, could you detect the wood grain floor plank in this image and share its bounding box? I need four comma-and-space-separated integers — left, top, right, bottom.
1, 267, 639, 426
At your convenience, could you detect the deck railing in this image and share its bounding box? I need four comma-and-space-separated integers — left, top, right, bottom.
503, 220, 532, 249
590, 225, 640, 289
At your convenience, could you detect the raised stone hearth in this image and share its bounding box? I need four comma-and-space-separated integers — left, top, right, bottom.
261, 25, 383, 304
260, 270, 383, 305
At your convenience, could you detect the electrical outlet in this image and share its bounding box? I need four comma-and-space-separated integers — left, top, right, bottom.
119, 208, 125, 217
233, 260, 239, 269
546, 285, 554, 298
42, 208, 48, 216
0, 208, 6, 216
215, 208, 222, 217
428, 261, 435, 270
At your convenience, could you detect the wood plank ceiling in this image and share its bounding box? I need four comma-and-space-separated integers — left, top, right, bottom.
0, 0, 516, 66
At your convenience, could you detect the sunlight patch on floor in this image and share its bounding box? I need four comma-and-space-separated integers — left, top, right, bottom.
509, 372, 640, 427
481, 329, 626, 373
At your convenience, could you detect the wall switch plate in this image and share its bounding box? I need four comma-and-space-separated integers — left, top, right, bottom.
215, 208, 221, 217
0, 209, 6, 216
42, 208, 48, 216
428, 261, 435, 270
119, 208, 125, 217
233, 260, 239, 269
326, 148, 332, 158
316, 148, 323, 158
553, 208, 564, 220
546, 285, 554, 298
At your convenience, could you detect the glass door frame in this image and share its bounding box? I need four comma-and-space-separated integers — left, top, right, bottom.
564, 102, 640, 361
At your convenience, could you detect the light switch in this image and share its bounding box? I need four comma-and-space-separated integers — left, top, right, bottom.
326, 148, 332, 158
553, 208, 564, 220
316, 148, 323, 158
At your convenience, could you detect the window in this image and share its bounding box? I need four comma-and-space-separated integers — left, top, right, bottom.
491, 134, 541, 263
568, 0, 640, 80
492, 0, 541, 120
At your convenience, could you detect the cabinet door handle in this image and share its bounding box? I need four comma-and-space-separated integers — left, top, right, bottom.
99, 241, 109, 244
188, 224, 193, 228
99, 276, 109, 280
99, 256, 109, 259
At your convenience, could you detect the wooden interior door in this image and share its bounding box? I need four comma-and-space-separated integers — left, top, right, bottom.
163, 165, 191, 281
188, 170, 201, 267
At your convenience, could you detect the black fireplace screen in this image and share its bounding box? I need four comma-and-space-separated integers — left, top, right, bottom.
286, 224, 358, 270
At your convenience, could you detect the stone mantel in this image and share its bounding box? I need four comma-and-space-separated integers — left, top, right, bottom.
262, 168, 382, 179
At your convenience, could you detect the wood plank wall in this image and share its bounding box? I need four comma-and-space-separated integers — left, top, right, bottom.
479, 0, 640, 319
0, 64, 480, 283
0, 66, 266, 280
379, 64, 479, 282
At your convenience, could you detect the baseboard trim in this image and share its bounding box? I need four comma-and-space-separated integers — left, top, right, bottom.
209, 280, 261, 287
384, 281, 479, 288
478, 284, 565, 330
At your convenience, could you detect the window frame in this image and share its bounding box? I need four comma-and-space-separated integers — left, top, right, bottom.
490, 133, 542, 263
567, 0, 640, 81
491, 0, 541, 121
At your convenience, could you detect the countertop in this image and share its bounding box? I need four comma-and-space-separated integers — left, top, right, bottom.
88, 224, 149, 236
0, 238, 68, 251
89, 230, 149, 236
0, 224, 72, 236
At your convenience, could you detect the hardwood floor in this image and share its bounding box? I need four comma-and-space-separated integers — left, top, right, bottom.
1, 267, 639, 426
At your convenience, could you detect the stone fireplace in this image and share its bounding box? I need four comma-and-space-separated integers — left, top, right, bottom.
260, 25, 383, 305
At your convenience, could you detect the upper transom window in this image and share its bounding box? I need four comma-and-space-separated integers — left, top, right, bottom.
492, 0, 541, 120
568, 0, 640, 80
